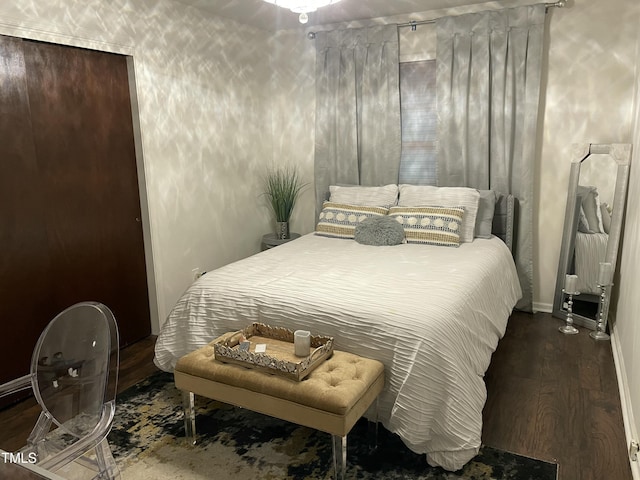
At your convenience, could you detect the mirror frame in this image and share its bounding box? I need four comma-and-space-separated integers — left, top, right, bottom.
552, 143, 632, 329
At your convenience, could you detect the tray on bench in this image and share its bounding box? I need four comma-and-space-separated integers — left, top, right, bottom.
212, 322, 334, 381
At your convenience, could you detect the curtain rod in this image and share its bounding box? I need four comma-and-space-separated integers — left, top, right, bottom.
396, 0, 566, 29
307, 0, 566, 39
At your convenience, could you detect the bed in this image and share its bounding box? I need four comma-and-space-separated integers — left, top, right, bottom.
154, 189, 522, 471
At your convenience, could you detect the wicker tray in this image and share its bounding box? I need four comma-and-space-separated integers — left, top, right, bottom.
212, 323, 334, 381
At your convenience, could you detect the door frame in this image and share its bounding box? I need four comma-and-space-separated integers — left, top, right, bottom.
0, 24, 160, 334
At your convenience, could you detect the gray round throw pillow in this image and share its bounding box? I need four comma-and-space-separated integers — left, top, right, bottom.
354, 216, 405, 246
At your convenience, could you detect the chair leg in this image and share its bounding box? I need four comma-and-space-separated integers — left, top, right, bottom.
25, 411, 53, 459
331, 434, 347, 480
182, 391, 196, 445
94, 438, 121, 480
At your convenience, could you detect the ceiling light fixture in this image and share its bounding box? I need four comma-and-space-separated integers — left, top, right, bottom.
263, 0, 343, 24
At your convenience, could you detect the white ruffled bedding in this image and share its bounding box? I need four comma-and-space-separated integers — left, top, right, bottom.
154, 233, 522, 471
574, 231, 608, 295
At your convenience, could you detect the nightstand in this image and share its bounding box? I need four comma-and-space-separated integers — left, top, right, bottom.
261, 232, 301, 251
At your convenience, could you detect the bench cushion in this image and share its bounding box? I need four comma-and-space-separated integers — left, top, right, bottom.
175, 342, 384, 417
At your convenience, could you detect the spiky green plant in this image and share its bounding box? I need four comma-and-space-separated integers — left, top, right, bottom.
264, 166, 307, 222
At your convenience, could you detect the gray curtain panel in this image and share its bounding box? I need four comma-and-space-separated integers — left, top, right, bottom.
436, 5, 546, 311
314, 25, 401, 216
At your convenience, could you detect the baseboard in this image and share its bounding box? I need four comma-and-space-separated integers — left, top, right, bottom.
611, 324, 640, 480
532, 302, 553, 313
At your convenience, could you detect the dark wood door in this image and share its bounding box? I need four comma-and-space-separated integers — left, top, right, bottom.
0, 36, 56, 383
0, 36, 151, 392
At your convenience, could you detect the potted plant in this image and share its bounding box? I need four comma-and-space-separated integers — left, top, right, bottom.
264, 166, 307, 239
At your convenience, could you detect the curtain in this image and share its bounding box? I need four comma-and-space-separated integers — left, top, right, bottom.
436, 5, 546, 311
314, 25, 401, 216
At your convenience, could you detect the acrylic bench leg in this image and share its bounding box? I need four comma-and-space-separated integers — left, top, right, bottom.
182, 391, 196, 445
332, 434, 346, 480
368, 397, 380, 452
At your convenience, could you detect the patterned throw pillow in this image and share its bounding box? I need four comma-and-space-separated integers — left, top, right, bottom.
397, 185, 479, 243
389, 206, 464, 247
316, 202, 389, 239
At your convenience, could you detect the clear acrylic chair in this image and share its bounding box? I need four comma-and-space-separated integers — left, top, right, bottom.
0, 302, 120, 479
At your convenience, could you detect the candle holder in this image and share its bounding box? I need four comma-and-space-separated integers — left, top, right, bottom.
590, 283, 611, 341
559, 288, 580, 335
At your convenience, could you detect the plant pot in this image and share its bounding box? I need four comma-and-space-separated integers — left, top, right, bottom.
276, 221, 290, 240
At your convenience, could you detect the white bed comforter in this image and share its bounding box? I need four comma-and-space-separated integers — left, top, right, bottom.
154, 233, 522, 471
575, 232, 608, 295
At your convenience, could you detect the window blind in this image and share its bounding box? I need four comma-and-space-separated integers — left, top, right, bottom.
399, 60, 437, 185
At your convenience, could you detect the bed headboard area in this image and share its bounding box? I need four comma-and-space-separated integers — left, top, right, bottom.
492, 193, 518, 256
320, 186, 518, 256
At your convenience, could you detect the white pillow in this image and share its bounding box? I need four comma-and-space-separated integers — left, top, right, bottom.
329, 184, 398, 207
397, 185, 480, 243
577, 185, 604, 234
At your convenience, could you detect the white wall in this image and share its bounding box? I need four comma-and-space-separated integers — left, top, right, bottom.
0, 0, 277, 333
268, 29, 317, 235
611, 22, 640, 479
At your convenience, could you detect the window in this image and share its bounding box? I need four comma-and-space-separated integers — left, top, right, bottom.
399, 60, 437, 185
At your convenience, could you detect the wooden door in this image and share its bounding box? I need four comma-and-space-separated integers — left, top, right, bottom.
0, 36, 56, 385
0, 36, 151, 391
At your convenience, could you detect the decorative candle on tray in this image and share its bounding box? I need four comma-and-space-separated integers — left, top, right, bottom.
564, 274, 578, 294
294, 330, 311, 357
598, 262, 612, 286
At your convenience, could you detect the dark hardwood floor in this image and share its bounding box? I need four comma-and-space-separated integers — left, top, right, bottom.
0, 313, 632, 479
483, 312, 632, 480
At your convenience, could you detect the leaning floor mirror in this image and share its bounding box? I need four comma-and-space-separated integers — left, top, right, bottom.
553, 143, 632, 337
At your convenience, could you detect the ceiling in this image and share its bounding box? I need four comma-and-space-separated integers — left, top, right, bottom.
171, 0, 503, 31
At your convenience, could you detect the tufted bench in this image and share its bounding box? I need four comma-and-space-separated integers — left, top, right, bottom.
174, 337, 385, 480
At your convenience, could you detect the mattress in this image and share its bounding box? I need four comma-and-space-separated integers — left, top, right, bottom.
154, 233, 522, 471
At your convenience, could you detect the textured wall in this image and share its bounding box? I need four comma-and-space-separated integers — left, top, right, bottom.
613, 25, 640, 477
0, 0, 275, 332
268, 29, 317, 235
536, 0, 639, 310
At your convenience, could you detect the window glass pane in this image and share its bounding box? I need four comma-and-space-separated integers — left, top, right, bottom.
399, 60, 437, 185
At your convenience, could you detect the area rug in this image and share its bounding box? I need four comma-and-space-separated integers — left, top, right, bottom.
109, 372, 557, 480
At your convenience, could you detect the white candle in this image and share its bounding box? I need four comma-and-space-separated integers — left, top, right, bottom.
294, 330, 311, 357
565, 274, 578, 294
598, 262, 612, 286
